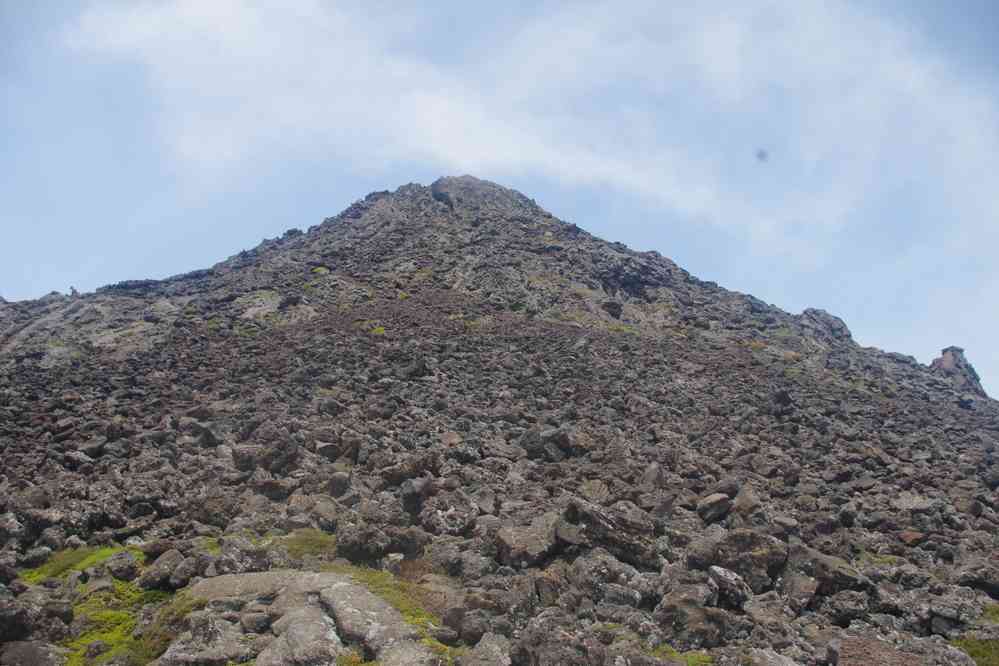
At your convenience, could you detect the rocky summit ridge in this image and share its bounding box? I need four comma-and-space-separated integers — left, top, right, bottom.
1, 175, 998, 666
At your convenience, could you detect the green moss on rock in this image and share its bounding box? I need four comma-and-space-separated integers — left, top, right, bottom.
951, 638, 999, 666
20, 546, 143, 585
63, 580, 170, 665
282, 528, 337, 560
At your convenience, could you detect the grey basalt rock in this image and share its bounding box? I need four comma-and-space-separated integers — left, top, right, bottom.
318, 580, 420, 654
137, 548, 186, 590
255, 606, 348, 666
459, 632, 512, 666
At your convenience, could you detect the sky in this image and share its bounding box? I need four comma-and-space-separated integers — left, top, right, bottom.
2, 1, 997, 395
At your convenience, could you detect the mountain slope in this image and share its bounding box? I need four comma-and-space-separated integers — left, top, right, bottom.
1, 176, 997, 665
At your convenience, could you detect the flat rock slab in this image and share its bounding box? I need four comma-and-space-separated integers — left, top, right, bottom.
0, 642, 66, 666
175, 570, 434, 663
379, 640, 442, 665
319, 580, 420, 654
188, 570, 352, 603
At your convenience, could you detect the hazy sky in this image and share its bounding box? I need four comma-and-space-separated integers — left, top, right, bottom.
2, 1, 997, 394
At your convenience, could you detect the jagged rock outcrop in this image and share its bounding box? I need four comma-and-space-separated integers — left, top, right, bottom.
0, 176, 997, 665
931, 346, 987, 398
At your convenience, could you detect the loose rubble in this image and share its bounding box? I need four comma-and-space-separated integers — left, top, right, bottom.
1, 176, 997, 665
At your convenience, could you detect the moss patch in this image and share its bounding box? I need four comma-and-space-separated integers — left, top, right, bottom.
952, 638, 999, 666
282, 528, 337, 560
63, 580, 171, 666
20, 546, 143, 585
321, 563, 439, 632
855, 551, 907, 568
321, 562, 462, 662
600, 625, 712, 666
336, 652, 379, 665
420, 636, 467, 663
131, 592, 208, 663
983, 604, 999, 625
198, 537, 222, 555
646, 644, 714, 665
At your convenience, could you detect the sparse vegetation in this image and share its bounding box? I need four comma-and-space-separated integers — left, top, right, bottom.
62, 580, 175, 666
855, 551, 906, 568
336, 652, 379, 666
646, 643, 714, 665
282, 528, 337, 560
132, 592, 208, 663
320, 562, 461, 661
607, 323, 637, 334
198, 537, 222, 555
20, 546, 143, 585
983, 604, 999, 624
951, 638, 999, 666
595, 622, 713, 665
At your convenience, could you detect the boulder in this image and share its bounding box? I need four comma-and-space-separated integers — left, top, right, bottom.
496, 512, 560, 568
697, 493, 733, 523
137, 549, 186, 590
255, 606, 348, 665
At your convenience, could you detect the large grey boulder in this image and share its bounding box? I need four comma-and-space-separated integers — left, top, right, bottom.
255, 606, 348, 665
319, 580, 420, 654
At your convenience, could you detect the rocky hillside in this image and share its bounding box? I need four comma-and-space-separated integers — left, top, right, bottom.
1, 176, 997, 666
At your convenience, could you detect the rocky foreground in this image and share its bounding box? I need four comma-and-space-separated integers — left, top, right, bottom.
1, 176, 998, 665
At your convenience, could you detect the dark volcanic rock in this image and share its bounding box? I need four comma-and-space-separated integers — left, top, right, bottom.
1, 175, 997, 665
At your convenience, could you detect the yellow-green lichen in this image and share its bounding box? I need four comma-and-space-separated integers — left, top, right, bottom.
983, 604, 999, 625
320, 562, 463, 661
320, 563, 439, 633
420, 636, 467, 664
20, 546, 144, 585
370, 326, 386, 335
951, 638, 999, 666
282, 528, 337, 560
855, 551, 907, 568
646, 643, 714, 665
63, 580, 172, 666
130, 592, 208, 664
198, 537, 222, 555
600, 624, 713, 665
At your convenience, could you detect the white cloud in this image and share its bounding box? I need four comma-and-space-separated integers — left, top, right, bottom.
66, 1, 999, 251
65, 0, 999, 388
